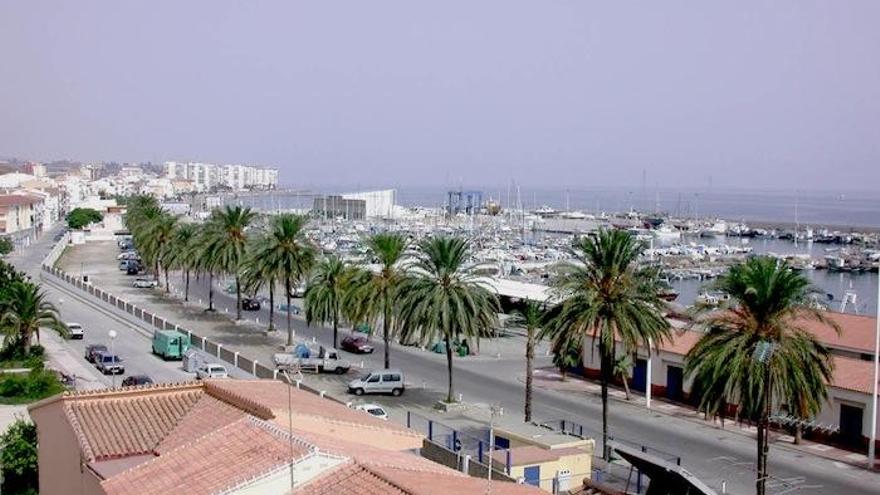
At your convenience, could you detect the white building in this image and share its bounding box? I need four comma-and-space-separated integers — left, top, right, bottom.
341, 189, 397, 218
163, 161, 277, 192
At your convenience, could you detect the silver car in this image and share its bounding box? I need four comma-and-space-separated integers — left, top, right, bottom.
348, 369, 404, 396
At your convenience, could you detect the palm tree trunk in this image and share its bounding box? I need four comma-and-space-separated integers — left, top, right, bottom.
164, 266, 170, 293
383, 300, 391, 368
445, 334, 455, 403
208, 272, 215, 311
757, 365, 772, 495
525, 326, 535, 422
184, 270, 190, 302
155, 260, 160, 282
235, 275, 242, 320
600, 346, 611, 461
332, 312, 339, 349
268, 282, 275, 331
22, 328, 31, 355
286, 279, 293, 346
622, 374, 631, 401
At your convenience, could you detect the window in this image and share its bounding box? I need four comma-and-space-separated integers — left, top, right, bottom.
382, 374, 395, 382
367, 375, 380, 383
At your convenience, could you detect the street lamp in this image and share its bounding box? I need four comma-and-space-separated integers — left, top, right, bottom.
108, 330, 118, 389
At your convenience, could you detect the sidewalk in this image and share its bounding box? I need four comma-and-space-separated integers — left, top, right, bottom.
529, 366, 876, 470
41, 331, 107, 391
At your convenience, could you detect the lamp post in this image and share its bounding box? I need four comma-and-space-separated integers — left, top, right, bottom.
869, 272, 879, 469
108, 330, 118, 389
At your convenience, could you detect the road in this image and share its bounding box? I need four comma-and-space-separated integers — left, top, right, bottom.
6, 229, 249, 392
35, 233, 880, 494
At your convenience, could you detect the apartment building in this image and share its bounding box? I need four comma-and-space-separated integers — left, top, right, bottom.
0, 193, 45, 249
164, 161, 277, 192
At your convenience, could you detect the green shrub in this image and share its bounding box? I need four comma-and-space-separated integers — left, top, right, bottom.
66, 207, 103, 230
0, 419, 38, 494
0, 369, 63, 404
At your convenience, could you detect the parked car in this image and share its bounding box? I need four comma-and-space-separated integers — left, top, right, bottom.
351, 403, 389, 420
133, 278, 158, 288
196, 363, 228, 380
340, 335, 374, 354
67, 323, 84, 340
117, 251, 139, 260
84, 344, 108, 363
121, 375, 154, 387
95, 352, 125, 375
241, 298, 261, 311
348, 369, 404, 396
277, 303, 302, 315
126, 264, 141, 275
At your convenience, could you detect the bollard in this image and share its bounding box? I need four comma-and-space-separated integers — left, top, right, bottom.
319, 391, 325, 398
224, 308, 228, 314
252, 360, 258, 376
457, 393, 463, 402
273, 370, 278, 379
256, 317, 260, 324
201, 339, 205, 351
312, 336, 316, 343
360, 361, 364, 368
199, 298, 202, 305
295, 380, 301, 389
234, 352, 239, 368
216, 344, 222, 358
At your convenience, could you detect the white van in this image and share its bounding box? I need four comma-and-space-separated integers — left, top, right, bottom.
348, 369, 404, 396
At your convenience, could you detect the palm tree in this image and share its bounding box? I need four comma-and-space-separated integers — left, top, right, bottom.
505, 300, 547, 422
544, 229, 671, 460
128, 205, 164, 279
305, 256, 357, 349
241, 235, 281, 332
260, 214, 316, 345
144, 212, 178, 291
0, 282, 67, 354
398, 237, 499, 403
684, 257, 836, 495
201, 206, 256, 320
166, 223, 199, 301
346, 233, 409, 368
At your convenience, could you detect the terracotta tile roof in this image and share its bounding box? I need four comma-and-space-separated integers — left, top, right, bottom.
0, 194, 41, 206
830, 356, 878, 394
298, 462, 543, 495
369, 465, 543, 495
101, 417, 311, 495
797, 312, 876, 353
153, 394, 246, 454
64, 385, 204, 460
206, 379, 420, 439
297, 462, 408, 495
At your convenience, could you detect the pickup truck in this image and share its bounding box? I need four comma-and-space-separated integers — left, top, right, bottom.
273, 344, 351, 374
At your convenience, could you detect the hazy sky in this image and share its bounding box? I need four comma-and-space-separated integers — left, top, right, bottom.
1, 1, 878, 189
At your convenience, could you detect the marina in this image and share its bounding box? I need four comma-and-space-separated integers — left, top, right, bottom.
214, 189, 880, 316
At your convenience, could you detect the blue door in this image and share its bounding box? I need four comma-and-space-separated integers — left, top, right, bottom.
523, 465, 541, 487
632, 358, 647, 392
494, 435, 510, 449
666, 365, 684, 402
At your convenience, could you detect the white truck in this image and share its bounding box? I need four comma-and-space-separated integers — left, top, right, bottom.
272, 344, 351, 374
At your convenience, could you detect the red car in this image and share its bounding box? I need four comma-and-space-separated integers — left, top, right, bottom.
341, 335, 374, 354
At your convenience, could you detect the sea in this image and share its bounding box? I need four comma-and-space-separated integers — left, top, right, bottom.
231, 186, 880, 315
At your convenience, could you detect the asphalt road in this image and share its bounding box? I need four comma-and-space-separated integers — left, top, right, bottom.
25, 230, 880, 494
7, 230, 248, 391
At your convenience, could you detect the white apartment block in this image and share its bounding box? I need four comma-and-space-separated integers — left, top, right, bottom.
164, 161, 277, 192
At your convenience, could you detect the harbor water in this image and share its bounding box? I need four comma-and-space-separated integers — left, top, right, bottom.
666, 236, 879, 316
